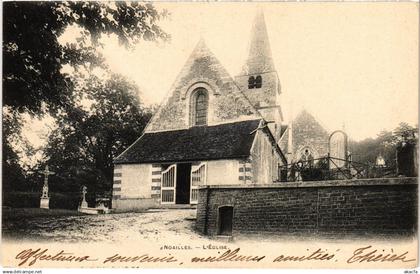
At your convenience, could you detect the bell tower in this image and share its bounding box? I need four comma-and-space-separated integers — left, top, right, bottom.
235, 10, 283, 140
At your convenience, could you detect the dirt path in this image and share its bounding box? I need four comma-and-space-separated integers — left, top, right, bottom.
3, 208, 415, 245
2, 209, 210, 244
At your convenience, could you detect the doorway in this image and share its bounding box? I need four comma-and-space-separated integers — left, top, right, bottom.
218, 206, 234, 235
175, 163, 192, 204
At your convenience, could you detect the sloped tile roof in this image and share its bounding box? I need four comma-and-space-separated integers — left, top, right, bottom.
115, 119, 261, 164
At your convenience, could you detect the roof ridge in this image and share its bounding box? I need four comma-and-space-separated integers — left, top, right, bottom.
114, 119, 262, 164
145, 118, 262, 135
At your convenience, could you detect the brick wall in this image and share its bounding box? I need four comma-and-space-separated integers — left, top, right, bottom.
196, 177, 418, 237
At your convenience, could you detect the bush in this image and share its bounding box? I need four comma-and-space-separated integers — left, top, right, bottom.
2, 191, 40, 208
49, 192, 81, 210
2, 191, 81, 210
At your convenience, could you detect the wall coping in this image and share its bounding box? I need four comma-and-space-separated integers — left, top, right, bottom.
199, 177, 418, 189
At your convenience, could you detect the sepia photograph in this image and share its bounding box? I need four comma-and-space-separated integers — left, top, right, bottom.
1, 1, 419, 271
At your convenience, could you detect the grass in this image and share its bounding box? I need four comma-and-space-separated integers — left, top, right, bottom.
2, 207, 86, 221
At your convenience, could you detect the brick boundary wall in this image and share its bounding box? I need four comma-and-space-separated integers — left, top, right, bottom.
196, 177, 418, 237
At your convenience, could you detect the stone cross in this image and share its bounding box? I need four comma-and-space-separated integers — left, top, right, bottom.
40, 165, 55, 198
82, 186, 87, 199
81, 185, 88, 208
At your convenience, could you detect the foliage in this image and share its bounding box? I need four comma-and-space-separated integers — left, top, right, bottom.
3, 1, 169, 115
43, 74, 153, 201
392, 122, 418, 145
2, 191, 82, 210
349, 122, 418, 166
2, 1, 167, 195
2, 108, 27, 191
2, 191, 41, 208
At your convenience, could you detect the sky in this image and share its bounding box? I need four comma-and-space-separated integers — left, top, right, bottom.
99, 2, 419, 141
22, 2, 419, 158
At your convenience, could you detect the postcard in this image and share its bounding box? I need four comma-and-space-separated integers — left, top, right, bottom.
1, 1, 418, 271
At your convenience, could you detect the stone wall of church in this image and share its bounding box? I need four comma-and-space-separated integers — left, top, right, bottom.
250, 130, 280, 184
291, 111, 330, 162
235, 71, 280, 109
145, 46, 259, 133
206, 160, 242, 185
112, 163, 159, 212
195, 177, 418, 237
112, 159, 245, 212
113, 164, 152, 199
112, 198, 159, 212
235, 71, 282, 140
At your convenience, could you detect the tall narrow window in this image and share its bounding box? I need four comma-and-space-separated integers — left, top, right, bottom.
192, 88, 208, 126
248, 76, 255, 89
255, 75, 262, 88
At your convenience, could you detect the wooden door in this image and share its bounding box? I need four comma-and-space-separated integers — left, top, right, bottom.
218, 206, 233, 235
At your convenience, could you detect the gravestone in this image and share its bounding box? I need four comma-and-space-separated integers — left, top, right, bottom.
376, 154, 386, 167
40, 165, 55, 209
300, 148, 314, 167
329, 131, 348, 169
397, 142, 417, 177
78, 186, 110, 214
80, 185, 88, 208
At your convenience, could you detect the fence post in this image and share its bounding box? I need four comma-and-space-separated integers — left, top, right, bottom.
327, 153, 330, 170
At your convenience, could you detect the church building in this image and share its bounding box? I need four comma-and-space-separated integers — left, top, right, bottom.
112, 11, 288, 211
279, 110, 330, 164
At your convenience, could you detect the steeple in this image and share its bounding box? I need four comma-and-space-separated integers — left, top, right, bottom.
235, 9, 283, 141
240, 9, 276, 76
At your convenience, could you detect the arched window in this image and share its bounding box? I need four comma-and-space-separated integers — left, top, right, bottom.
248, 76, 255, 89
300, 148, 314, 167
255, 75, 262, 88
191, 88, 208, 126
248, 75, 262, 89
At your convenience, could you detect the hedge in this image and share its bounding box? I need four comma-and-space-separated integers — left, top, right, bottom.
3, 191, 81, 210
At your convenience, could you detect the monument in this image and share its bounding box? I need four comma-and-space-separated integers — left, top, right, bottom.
78, 185, 110, 214
396, 140, 418, 177
81, 185, 88, 208
376, 154, 386, 167
40, 165, 55, 209
329, 130, 348, 169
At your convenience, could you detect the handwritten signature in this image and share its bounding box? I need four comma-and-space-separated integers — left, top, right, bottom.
346, 245, 416, 264
14, 245, 416, 267
15, 248, 97, 266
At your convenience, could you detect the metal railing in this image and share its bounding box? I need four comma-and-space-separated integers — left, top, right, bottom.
278, 155, 396, 182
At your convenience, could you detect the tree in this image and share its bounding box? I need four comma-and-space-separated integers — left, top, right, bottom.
2, 2, 168, 191
3, 1, 169, 115
44, 74, 153, 204
348, 137, 381, 165
393, 122, 418, 145
2, 108, 26, 191
349, 123, 418, 167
